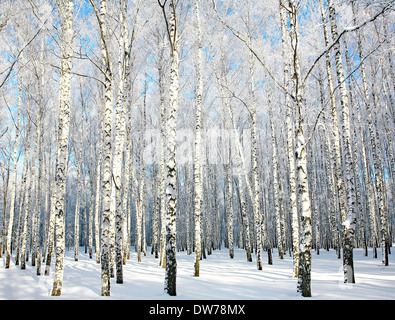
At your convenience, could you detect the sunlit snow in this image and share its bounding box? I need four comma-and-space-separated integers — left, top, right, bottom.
1, 246, 394, 300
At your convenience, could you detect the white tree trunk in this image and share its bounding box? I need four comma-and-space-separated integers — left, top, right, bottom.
45, 168, 57, 275
20, 137, 36, 271
51, 0, 74, 296
88, 145, 95, 260
163, 1, 180, 296
34, 35, 45, 276
287, 0, 313, 297
158, 56, 167, 269
5, 80, 21, 269
193, 0, 203, 278
74, 139, 82, 261
15, 123, 31, 267
113, 0, 128, 283
91, 0, 114, 296
269, 103, 284, 260
319, 0, 346, 258
225, 138, 234, 259
123, 107, 132, 263
243, 0, 263, 270
352, 2, 389, 266
136, 96, 147, 263
327, 0, 357, 283
279, 1, 298, 277
94, 132, 102, 264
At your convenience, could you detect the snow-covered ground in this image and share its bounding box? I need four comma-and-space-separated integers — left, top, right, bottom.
1, 246, 394, 300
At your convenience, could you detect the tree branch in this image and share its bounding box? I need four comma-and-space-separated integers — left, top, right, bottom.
301, 3, 392, 91
50, 64, 105, 86
88, 0, 111, 69
212, 0, 294, 99
305, 40, 383, 147
0, 17, 48, 89
157, 0, 174, 54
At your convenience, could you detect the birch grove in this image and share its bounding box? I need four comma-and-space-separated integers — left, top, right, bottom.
0, 0, 393, 298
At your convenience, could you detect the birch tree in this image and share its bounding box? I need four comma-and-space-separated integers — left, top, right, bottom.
351, 1, 389, 266
319, 0, 344, 258
33, 33, 46, 276
5, 79, 22, 269
113, 0, 128, 284
193, 0, 203, 278
157, 0, 181, 296
327, 0, 357, 284
51, 0, 74, 296
285, 0, 313, 297
86, 0, 115, 295
73, 131, 82, 262
96, 0, 114, 296
279, 1, 298, 277
269, 102, 284, 260
243, 0, 263, 270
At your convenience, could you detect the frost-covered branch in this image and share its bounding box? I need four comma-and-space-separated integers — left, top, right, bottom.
301, 2, 392, 91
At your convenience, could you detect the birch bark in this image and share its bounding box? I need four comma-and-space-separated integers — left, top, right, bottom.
88, 143, 94, 259
20, 131, 36, 270
51, 0, 74, 296
88, 0, 115, 296
45, 163, 57, 275
136, 84, 147, 263
327, 0, 357, 283
225, 128, 234, 259
5, 80, 21, 269
243, 0, 263, 270
352, 2, 389, 266
164, 2, 179, 296
286, 0, 313, 297
279, 2, 298, 277
15, 123, 31, 267
158, 55, 167, 268
41, 147, 52, 266
158, 0, 180, 296
94, 125, 103, 264
123, 114, 132, 262
113, 0, 128, 283
370, 66, 390, 266
33, 35, 45, 274
269, 103, 284, 260
193, 0, 203, 277
74, 138, 82, 261
155, 36, 167, 268
319, 0, 347, 252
